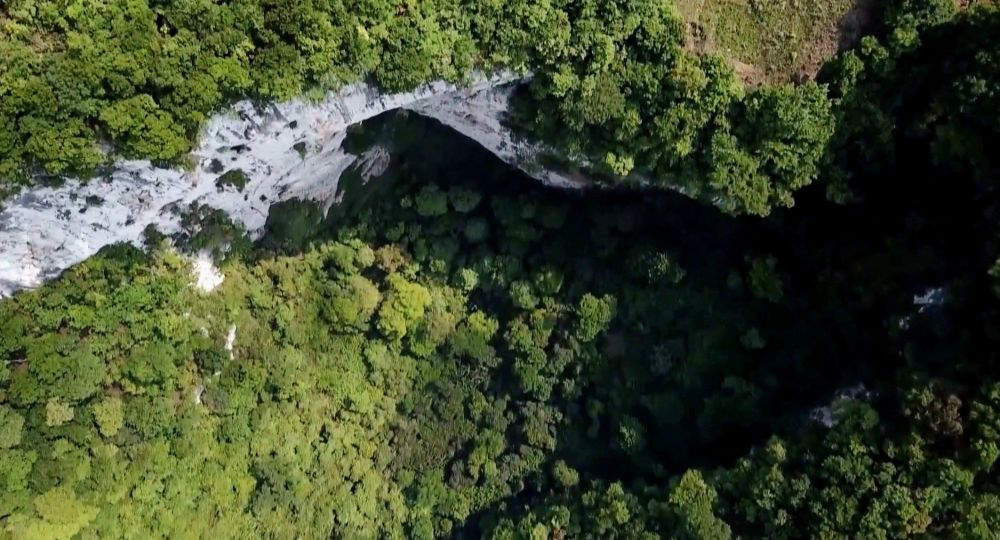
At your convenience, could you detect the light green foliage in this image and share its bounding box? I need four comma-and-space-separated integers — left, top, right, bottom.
2, 6, 1000, 537
44, 399, 74, 427
326, 240, 377, 273
574, 294, 617, 342
325, 275, 382, 331
729, 83, 835, 212
455, 268, 480, 292
375, 244, 409, 274
0, 407, 25, 449
506, 0, 834, 215
0, 449, 37, 492
0, 0, 498, 179
706, 131, 771, 216
8, 347, 106, 405
508, 320, 550, 398
509, 280, 539, 310
125, 342, 180, 389
8, 486, 100, 540
99, 95, 189, 160
450, 311, 499, 365
408, 287, 463, 357
552, 460, 579, 488
468, 430, 506, 482
92, 398, 124, 438
377, 274, 432, 340
2, 0, 833, 220
669, 471, 732, 540
125, 395, 178, 439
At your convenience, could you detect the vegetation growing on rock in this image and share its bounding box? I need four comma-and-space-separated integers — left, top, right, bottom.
2, 0, 1000, 538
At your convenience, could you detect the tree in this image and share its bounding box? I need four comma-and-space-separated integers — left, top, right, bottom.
125, 396, 177, 439
574, 294, 616, 342
706, 130, 771, 217
9, 347, 106, 405
450, 311, 499, 365
464, 219, 490, 243
408, 288, 462, 357
733, 83, 834, 209
0, 407, 25, 449
92, 398, 124, 438
667, 471, 732, 540
509, 281, 539, 310
448, 188, 482, 213
7, 486, 100, 540
747, 256, 784, 303
0, 449, 37, 492
414, 185, 449, 217
552, 460, 579, 488
616, 415, 647, 455
98, 95, 189, 160
377, 274, 432, 340
45, 399, 74, 427
125, 342, 180, 389
325, 275, 382, 331
454, 268, 480, 292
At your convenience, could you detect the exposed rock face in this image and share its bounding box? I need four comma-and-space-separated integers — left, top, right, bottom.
190, 251, 225, 293
406, 85, 588, 190
1, 73, 574, 298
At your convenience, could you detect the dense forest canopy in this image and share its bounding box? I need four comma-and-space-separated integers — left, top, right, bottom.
3, 0, 1000, 538
1, 0, 836, 215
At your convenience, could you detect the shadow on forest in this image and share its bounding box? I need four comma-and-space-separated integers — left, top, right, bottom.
18, 16, 996, 531
4, 9, 999, 538
251, 111, 910, 483
241, 19, 1000, 519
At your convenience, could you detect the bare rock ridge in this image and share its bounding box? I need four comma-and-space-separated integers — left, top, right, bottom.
0, 73, 581, 297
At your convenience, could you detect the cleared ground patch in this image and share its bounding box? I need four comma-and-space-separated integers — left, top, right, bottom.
676, 0, 874, 84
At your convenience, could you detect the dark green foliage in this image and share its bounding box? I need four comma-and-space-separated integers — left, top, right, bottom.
3, 1, 1000, 538
1, 0, 835, 219
215, 169, 249, 192
746, 256, 784, 303
175, 203, 252, 258
193, 344, 229, 376
259, 199, 326, 253
414, 184, 449, 217
448, 187, 482, 213
505, 0, 835, 215
487, 474, 731, 540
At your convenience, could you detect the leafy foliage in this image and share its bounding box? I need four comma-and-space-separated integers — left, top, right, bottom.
0, 0, 837, 215
3, 1, 1000, 539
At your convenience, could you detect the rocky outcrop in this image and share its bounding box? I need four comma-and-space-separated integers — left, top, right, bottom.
0, 73, 578, 297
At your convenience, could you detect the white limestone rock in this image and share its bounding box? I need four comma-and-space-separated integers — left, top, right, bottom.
0, 73, 543, 298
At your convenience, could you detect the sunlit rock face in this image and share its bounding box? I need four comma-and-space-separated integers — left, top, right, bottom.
1, 73, 583, 298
